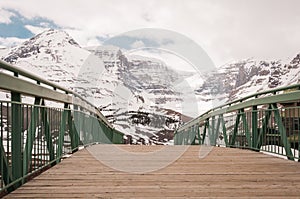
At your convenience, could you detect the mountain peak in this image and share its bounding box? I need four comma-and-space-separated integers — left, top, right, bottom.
290, 53, 300, 66
3, 29, 81, 64
26, 29, 80, 48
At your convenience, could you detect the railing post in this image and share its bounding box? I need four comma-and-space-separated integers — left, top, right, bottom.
215, 116, 221, 146
211, 116, 216, 146
252, 106, 258, 149
57, 103, 68, 163
191, 125, 196, 145
67, 107, 78, 153
82, 113, 87, 144
241, 109, 251, 147
11, 91, 22, 186
202, 119, 209, 145
197, 124, 201, 145
72, 105, 80, 152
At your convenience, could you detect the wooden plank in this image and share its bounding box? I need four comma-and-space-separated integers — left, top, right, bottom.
4, 145, 300, 198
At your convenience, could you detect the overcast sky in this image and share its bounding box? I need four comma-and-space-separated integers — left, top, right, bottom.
0, 0, 300, 67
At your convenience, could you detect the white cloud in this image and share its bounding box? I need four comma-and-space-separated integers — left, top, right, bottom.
130, 40, 145, 49
64, 28, 103, 47
0, 36, 26, 47
1, 0, 300, 66
126, 49, 195, 72
0, 8, 15, 24
25, 25, 48, 35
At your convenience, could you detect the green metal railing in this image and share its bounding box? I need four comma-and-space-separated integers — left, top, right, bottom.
175, 84, 300, 161
0, 60, 124, 194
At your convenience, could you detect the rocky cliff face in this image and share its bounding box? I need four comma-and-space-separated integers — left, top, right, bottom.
196, 56, 300, 104
84, 47, 191, 144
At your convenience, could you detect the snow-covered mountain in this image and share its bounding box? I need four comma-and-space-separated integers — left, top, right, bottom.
83, 45, 193, 143
196, 56, 300, 106
3, 29, 90, 87
1, 29, 192, 144
1, 29, 300, 144
0, 46, 8, 57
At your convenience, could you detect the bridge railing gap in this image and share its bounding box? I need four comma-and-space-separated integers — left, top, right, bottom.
0, 60, 124, 195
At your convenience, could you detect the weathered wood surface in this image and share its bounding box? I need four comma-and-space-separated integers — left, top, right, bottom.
5, 145, 300, 198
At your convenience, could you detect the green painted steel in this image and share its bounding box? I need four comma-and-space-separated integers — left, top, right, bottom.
0, 135, 12, 190
230, 111, 241, 146
175, 83, 300, 162
215, 116, 221, 145
219, 115, 228, 146
41, 106, 55, 163
256, 106, 272, 150
57, 105, 68, 163
11, 92, 22, 187
252, 106, 258, 149
271, 103, 294, 160
241, 109, 251, 147
177, 90, 300, 131
23, 98, 40, 177
0, 60, 125, 194
202, 120, 208, 145
196, 124, 201, 145
0, 62, 112, 128
211, 116, 216, 146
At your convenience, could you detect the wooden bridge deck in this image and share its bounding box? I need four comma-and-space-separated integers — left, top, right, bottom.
5, 145, 300, 198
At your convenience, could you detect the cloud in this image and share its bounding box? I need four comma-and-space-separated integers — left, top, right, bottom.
0, 36, 26, 47
63, 28, 103, 47
0, 0, 300, 66
0, 8, 60, 39
128, 49, 195, 72
0, 8, 15, 24
131, 40, 145, 49
25, 25, 48, 35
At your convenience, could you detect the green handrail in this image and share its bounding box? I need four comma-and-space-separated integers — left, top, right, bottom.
177, 84, 300, 132
0, 60, 112, 128
0, 60, 124, 195
175, 83, 300, 162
